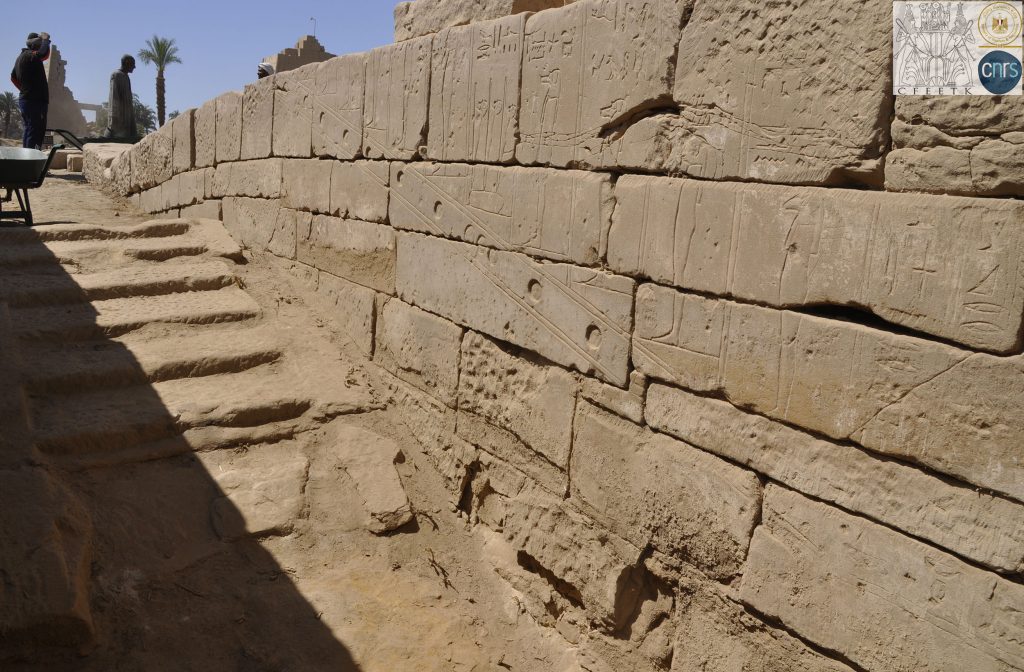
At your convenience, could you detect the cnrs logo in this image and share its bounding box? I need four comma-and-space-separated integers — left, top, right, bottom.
979, 50, 1023, 93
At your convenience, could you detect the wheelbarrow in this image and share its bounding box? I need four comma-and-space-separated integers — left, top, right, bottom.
0, 145, 65, 227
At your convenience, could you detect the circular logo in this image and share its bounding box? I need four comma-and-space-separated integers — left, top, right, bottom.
979, 2, 1023, 46
979, 50, 1023, 94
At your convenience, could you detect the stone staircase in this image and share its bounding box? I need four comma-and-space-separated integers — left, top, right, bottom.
0, 216, 378, 653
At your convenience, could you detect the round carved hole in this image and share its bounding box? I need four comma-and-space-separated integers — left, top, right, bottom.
527, 279, 542, 304
434, 201, 443, 219
395, 170, 404, 185
586, 325, 603, 350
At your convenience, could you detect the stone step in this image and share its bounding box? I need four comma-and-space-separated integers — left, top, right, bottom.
20, 326, 284, 394
12, 287, 261, 341
0, 259, 237, 307
32, 365, 325, 458
0, 220, 189, 245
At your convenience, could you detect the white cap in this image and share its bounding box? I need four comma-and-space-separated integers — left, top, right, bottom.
257, 63, 275, 76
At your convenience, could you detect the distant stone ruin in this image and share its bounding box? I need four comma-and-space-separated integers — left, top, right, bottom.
44, 45, 88, 137
264, 35, 335, 75
84, 0, 1024, 669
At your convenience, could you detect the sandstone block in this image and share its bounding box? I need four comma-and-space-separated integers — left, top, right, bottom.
172, 170, 205, 209
65, 153, 83, 173
517, 0, 686, 169
397, 232, 634, 385
296, 214, 396, 293
672, 574, 853, 672
331, 161, 390, 222
852, 351, 1024, 502
111, 148, 132, 196
609, 175, 1024, 353
171, 109, 195, 174
241, 77, 274, 160
312, 54, 366, 160
647, 384, 1024, 573
885, 146, 976, 195
740, 486, 1024, 672
215, 91, 243, 164
310, 269, 377, 357
201, 446, 308, 540
363, 36, 432, 160
131, 125, 173, 191
221, 197, 296, 258
662, 0, 889, 186
971, 138, 1024, 197
497, 480, 642, 625
572, 402, 760, 578
82, 143, 129, 191
140, 185, 163, 214
896, 96, 1024, 137
395, 0, 577, 41
375, 298, 463, 406
180, 200, 222, 220
273, 64, 318, 158
0, 468, 93, 648
428, 14, 524, 163
194, 98, 217, 168
333, 425, 413, 534
390, 162, 610, 265
458, 331, 578, 473
579, 370, 645, 424
210, 159, 283, 199
282, 158, 332, 213
631, 287, 1024, 497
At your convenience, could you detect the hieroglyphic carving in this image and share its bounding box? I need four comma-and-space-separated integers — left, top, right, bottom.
741, 486, 1024, 672
609, 175, 1024, 353
364, 36, 432, 160
631, 285, 1024, 497
390, 162, 610, 265
661, 0, 890, 186
398, 231, 634, 385
517, 0, 686, 168
312, 54, 366, 160
428, 14, 524, 163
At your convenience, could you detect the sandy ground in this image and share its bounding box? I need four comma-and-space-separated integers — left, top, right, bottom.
1, 174, 583, 671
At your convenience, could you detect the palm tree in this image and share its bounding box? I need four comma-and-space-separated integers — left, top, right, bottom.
0, 91, 16, 138
137, 35, 182, 128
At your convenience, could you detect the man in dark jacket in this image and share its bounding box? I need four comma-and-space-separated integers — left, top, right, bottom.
9, 32, 51, 149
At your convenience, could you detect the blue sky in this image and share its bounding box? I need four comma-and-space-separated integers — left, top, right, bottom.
2, 1, 395, 118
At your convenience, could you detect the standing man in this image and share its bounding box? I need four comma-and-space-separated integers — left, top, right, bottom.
106, 55, 137, 141
9, 32, 51, 149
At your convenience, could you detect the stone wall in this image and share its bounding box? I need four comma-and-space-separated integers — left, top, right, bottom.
88, 0, 1024, 669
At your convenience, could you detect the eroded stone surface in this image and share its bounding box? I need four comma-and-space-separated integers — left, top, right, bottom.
201, 446, 308, 541
241, 77, 275, 161
458, 331, 578, 472
397, 232, 634, 385
296, 215, 396, 293
171, 110, 195, 175
215, 91, 243, 164
647, 384, 1024, 573
332, 425, 413, 534
375, 298, 463, 406
273, 64, 318, 158
222, 197, 296, 259
194, 99, 217, 169
609, 175, 1024, 353
132, 126, 173, 191
0, 468, 93, 648
282, 159, 332, 213
390, 162, 610, 265
307, 268, 377, 357
740, 486, 1024, 672
658, 0, 889, 186
211, 159, 284, 200
631, 286, 1024, 496
672, 574, 853, 672
395, 0, 577, 41
332, 161, 390, 223
364, 36, 432, 160
428, 14, 524, 163
312, 54, 366, 160
517, 0, 687, 169
572, 402, 760, 578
